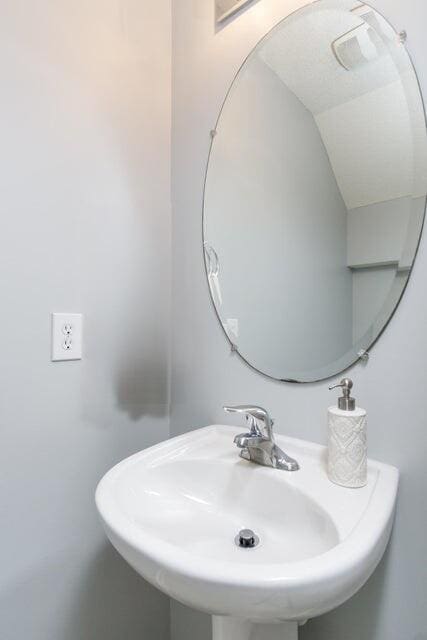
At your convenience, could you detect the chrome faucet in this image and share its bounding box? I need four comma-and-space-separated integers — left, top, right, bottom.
223, 405, 299, 471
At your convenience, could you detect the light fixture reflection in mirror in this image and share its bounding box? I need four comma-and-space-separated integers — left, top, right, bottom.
203, 0, 427, 382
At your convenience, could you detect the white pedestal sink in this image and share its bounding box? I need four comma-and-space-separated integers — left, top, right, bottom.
96, 425, 398, 639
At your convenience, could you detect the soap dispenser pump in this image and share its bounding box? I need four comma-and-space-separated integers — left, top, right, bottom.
327, 378, 367, 488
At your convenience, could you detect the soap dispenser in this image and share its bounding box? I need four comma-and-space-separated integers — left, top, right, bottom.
327, 378, 367, 488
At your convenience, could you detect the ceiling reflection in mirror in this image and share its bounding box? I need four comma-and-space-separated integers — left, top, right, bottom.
203, 0, 427, 382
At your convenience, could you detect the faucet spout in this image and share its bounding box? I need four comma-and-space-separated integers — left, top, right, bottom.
233, 432, 264, 449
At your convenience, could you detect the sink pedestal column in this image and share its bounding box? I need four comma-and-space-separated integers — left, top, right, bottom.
212, 617, 298, 640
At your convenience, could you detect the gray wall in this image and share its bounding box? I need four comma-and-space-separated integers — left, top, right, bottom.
0, 1, 171, 639
170, 1, 427, 640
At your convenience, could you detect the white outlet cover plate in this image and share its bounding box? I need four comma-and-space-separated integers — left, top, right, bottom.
51, 313, 83, 361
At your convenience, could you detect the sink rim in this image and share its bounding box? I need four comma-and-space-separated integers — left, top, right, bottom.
96, 425, 399, 591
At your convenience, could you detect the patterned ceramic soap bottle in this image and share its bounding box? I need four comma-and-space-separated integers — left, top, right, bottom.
327, 378, 367, 488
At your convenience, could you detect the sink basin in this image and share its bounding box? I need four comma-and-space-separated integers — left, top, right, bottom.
96, 425, 398, 638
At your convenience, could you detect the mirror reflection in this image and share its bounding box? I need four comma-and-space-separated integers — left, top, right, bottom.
203, 0, 427, 382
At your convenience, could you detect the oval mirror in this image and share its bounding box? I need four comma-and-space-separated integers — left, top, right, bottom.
203, 0, 427, 382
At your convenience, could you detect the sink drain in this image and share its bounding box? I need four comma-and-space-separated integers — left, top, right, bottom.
235, 529, 260, 549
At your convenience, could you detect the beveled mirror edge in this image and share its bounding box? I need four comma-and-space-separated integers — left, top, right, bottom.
201, 0, 427, 384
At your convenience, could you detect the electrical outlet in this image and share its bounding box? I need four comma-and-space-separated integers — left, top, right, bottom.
51, 313, 83, 361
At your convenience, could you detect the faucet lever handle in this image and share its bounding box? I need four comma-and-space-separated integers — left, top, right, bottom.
223, 404, 268, 418
223, 405, 273, 439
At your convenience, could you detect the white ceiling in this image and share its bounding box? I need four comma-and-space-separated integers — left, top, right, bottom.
259, 0, 401, 115
256, 0, 425, 209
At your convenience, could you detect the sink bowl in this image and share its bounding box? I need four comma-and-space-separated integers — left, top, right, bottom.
96, 425, 398, 637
